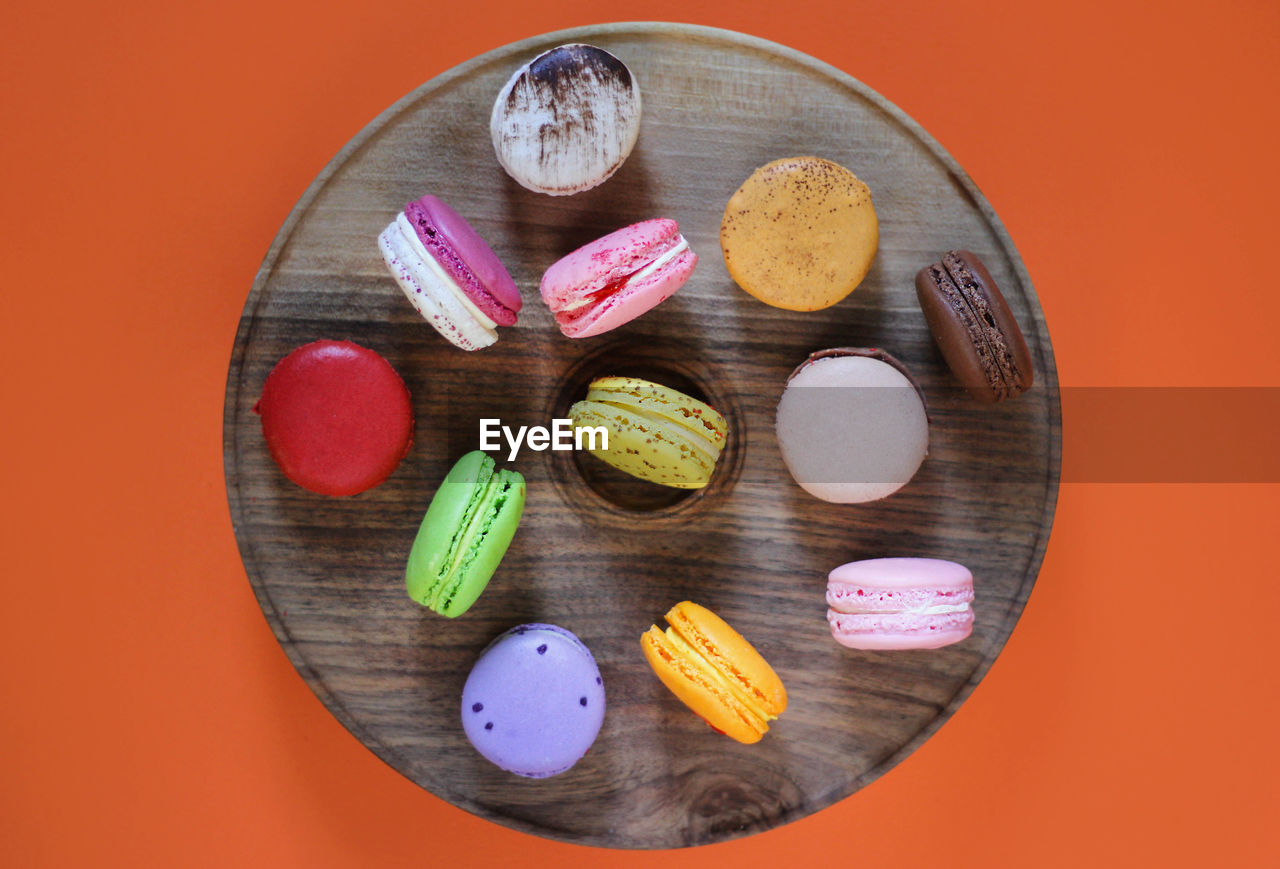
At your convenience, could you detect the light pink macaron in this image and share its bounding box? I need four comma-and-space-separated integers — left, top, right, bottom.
539, 218, 696, 338
826, 558, 974, 650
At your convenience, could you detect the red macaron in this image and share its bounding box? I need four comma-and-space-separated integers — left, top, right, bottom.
253, 340, 413, 496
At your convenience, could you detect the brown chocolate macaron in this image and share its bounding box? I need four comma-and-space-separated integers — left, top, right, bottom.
915, 250, 1033, 403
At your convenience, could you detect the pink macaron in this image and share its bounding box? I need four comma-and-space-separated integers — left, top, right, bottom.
539, 218, 696, 338
826, 558, 974, 650
378, 194, 522, 350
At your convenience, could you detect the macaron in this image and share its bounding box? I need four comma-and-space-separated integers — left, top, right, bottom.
540, 218, 696, 338
641, 602, 787, 745
720, 156, 878, 311
253, 340, 413, 496
405, 450, 525, 617
461, 623, 606, 777
568, 376, 728, 489
491, 43, 642, 196
827, 558, 975, 650
378, 194, 521, 350
775, 348, 928, 503
915, 249, 1033, 402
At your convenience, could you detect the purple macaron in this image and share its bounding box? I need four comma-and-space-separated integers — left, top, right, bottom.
461, 624, 605, 778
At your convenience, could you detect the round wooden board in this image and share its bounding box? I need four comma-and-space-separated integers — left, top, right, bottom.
224, 22, 1060, 849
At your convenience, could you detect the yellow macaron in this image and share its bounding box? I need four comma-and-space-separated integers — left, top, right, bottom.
642, 601, 787, 744
720, 156, 878, 311
568, 376, 728, 489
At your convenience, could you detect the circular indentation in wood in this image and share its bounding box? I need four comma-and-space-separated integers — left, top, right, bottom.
545, 338, 744, 521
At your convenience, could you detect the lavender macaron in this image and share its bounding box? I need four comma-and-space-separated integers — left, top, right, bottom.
461, 624, 605, 778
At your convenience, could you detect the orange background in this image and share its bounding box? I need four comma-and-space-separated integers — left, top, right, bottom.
3, 0, 1278, 866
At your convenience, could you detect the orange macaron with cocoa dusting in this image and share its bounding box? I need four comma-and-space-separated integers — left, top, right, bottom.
720, 156, 878, 311
641, 601, 787, 744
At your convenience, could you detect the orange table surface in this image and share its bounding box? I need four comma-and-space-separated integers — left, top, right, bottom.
4, 1, 1278, 866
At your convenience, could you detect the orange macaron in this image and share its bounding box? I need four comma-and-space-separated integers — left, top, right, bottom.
641, 601, 787, 744
720, 155, 879, 311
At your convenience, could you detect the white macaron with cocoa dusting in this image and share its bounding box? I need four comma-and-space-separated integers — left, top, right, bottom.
490, 43, 642, 196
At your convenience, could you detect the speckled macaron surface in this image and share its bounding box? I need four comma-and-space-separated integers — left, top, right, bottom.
720, 156, 879, 311
490, 44, 642, 195
461, 624, 606, 778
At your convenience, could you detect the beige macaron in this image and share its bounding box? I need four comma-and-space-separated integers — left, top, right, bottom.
720, 156, 878, 311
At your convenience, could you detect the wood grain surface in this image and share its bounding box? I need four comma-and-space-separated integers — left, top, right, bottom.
223, 23, 1060, 849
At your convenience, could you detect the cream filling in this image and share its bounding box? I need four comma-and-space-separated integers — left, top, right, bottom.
631, 235, 689, 283
836, 600, 972, 616
560, 236, 689, 312
914, 602, 972, 615
396, 213, 497, 330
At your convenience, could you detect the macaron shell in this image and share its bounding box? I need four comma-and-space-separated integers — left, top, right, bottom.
665, 602, 787, 717
915, 250, 1033, 402
404, 195, 521, 323
253, 340, 413, 496
775, 351, 928, 503
826, 557, 975, 650
436, 468, 524, 617
569, 378, 728, 489
542, 218, 681, 301
828, 556, 974, 589
569, 400, 716, 488
827, 611, 974, 650
490, 44, 641, 195
378, 219, 498, 351
720, 156, 878, 311
405, 453, 490, 609
557, 247, 697, 338
461, 624, 605, 777
540, 218, 696, 338
404, 452, 525, 617
585, 376, 728, 448
641, 627, 766, 744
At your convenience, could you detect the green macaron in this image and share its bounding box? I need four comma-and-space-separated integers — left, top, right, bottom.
405, 450, 526, 617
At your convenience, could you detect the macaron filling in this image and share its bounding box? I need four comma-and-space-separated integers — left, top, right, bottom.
827, 609, 975, 640
433, 471, 521, 613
